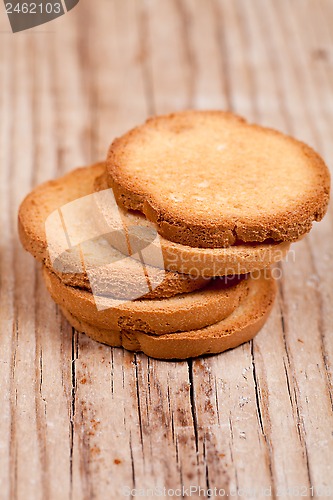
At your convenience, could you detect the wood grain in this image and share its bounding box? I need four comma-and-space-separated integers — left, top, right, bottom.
0, 1, 332, 498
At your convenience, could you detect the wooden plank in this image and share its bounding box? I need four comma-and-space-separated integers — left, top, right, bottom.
67, 1, 201, 497
0, 24, 77, 500
256, 0, 333, 494
0, 1, 332, 498
226, 0, 318, 494
0, 25, 15, 500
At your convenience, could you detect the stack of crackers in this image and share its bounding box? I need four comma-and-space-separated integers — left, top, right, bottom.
18, 111, 330, 359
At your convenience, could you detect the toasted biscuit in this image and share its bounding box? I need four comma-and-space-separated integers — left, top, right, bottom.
95, 170, 291, 277
43, 266, 250, 335
18, 163, 208, 299
106, 110, 330, 248
59, 270, 276, 359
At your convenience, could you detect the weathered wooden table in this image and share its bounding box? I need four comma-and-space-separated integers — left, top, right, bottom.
1, 1, 332, 498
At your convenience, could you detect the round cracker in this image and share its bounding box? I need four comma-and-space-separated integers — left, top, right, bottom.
106, 110, 330, 248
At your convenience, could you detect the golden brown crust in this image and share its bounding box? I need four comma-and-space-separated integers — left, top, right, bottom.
59, 269, 277, 359
43, 266, 249, 335
18, 163, 208, 299
106, 110, 330, 248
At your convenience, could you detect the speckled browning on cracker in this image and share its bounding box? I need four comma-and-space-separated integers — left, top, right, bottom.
106, 110, 330, 248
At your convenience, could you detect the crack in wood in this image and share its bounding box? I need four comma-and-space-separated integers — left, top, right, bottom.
69, 328, 78, 495
278, 282, 314, 491
187, 360, 199, 458
203, 436, 211, 497
133, 354, 145, 456
129, 431, 136, 489
228, 416, 239, 491
250, 340, 276, 498
110, 348, 115, 396
250, 341, 265, 436
9, 320, 18, 500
